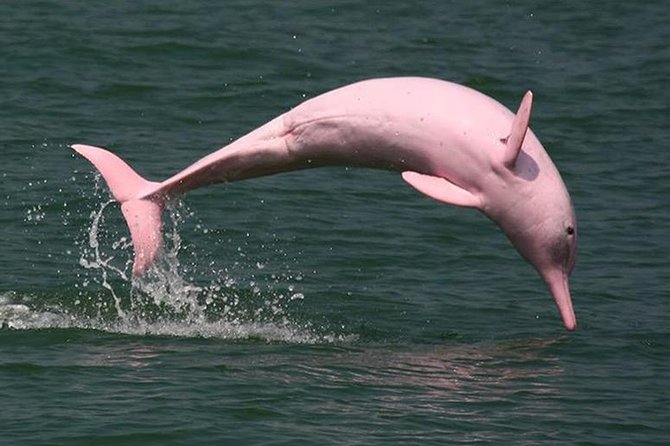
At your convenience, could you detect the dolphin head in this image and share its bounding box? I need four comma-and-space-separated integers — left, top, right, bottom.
486, 91, 578, 330
503, 196, 578, 331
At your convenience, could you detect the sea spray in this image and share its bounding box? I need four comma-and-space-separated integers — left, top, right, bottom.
78, 199, 128, 317
77, 195, 292, 324
64, 183, 353, 343
2, 168, 355, 343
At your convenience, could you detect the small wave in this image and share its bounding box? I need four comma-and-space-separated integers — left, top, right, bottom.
0, 291, 354, 344
0, 292, 78, 330
1, 179, 356, 344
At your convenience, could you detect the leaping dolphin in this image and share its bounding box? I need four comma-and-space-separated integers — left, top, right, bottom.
72, 77, 578, 330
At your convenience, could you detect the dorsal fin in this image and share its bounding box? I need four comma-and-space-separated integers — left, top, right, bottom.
503, 91, 533, 168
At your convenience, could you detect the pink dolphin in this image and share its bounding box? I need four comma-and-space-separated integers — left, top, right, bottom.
72, 77, 577, 330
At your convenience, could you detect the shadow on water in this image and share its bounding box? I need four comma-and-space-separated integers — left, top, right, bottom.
278, 337, 565, 398
188, 336, 571, 442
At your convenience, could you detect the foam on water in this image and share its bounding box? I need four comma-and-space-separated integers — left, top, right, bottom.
3, 178, 354, 344
0, 291, 78, 330
0, 290, 333, 343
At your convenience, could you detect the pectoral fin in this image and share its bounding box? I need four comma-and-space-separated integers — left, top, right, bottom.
402, 171, 480, 208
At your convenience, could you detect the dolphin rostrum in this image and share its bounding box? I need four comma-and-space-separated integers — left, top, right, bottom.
72, 77, 578, 330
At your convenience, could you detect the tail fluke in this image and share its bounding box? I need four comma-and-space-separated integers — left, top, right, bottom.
120, 198, 163, 276
71, 144, 164, 276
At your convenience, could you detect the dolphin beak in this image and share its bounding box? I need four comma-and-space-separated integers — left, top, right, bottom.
544, 271, 577, 331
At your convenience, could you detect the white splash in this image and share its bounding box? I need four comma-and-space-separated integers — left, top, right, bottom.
77, 199, 128, 317
2, 180, 355, 345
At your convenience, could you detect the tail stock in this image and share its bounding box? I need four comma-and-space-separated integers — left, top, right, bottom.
72, 144, 164, 276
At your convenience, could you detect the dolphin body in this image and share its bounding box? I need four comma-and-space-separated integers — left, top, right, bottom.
72, 77, 578, 330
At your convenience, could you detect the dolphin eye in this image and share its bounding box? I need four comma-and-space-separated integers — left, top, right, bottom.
566, 226, 575, 236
